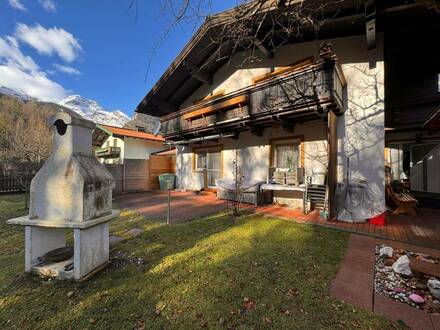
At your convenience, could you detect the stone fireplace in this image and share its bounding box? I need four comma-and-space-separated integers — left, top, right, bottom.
7, 112, 119, 281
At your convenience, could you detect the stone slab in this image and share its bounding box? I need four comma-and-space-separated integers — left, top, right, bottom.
431, 313, 440, 330
126, 228, 144, 237
109, 236, 124, 246
7, 210, 120, 229
373, 294, 434, 330
330, 279, 373, 311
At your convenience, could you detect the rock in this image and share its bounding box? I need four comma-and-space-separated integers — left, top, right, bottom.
393, 287, 404, 293
392, 255, 412, 277
89, 318, 96, 325
109, 235, 123, 246
380, 246, 394, 258
219, 318, 226, 326
409, 294, 425, 305
427, 279, 440, 299
415, 283, 427, 290
126, 228, 144, 237
384, 258, 394, 267
425, 301, 440, 312
67, 291, 74, 298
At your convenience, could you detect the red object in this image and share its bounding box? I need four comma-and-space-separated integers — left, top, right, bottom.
369, 213, 386, 226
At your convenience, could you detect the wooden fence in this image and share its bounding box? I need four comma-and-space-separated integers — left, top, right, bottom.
0, 175, 32, 193
105, 155, 175, 195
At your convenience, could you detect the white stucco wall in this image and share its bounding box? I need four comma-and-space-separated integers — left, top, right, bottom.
176, 120, 327, 189
177, 34, 385, 208
123, 137, 164, 160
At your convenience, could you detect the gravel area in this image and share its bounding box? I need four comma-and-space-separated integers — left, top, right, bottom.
374, 244, 440, 313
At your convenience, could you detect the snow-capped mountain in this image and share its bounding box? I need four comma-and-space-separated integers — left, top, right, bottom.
0, 86, 130, 127
59, 95, 130, 127
0, 86, 35, 101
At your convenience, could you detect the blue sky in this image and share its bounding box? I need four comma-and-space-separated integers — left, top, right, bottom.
0, 0, 235, 115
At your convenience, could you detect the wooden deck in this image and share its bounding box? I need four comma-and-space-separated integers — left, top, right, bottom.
257, 205, 440, 249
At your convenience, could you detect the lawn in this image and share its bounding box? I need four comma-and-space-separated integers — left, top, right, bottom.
0, 194, 396, 329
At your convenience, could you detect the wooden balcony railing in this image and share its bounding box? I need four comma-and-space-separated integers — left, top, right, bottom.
95, 146, 121, 159
161, 56, 346, 140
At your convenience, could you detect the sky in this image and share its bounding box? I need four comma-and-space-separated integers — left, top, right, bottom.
0, 0, 236, 116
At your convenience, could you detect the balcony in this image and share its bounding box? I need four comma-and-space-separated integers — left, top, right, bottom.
95, 146, 121, 159
160, 56, 346, 140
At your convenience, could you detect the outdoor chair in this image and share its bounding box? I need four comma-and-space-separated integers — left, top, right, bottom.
386, 183, 418, 216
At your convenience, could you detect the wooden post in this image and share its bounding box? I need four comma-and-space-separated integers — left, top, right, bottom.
328, 110, 338, 220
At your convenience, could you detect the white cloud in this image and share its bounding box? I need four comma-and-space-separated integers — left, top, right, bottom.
0, 36, 67, 102
39, 0, 56, 12
53, 63, 81, 76
15, 23, 82, 62
8, 0, 26, 11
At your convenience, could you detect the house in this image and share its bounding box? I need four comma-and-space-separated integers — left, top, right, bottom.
135, 0, 440, 217
95, 124, 165, 164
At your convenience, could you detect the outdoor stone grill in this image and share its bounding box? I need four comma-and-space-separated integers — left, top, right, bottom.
7, 112, 119, 281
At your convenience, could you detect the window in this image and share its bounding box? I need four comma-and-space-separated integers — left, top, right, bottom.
113, 138, 118, 147
274, 143, 299, 169
136, 126, 146, 132
195, 151, 207, 170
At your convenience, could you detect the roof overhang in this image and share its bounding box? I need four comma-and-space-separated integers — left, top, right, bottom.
136, 0, 430, 118
423, 108, 440, 130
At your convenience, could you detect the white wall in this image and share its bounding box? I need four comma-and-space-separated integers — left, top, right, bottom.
177, 34, 385, 209
123, 137, 164, 160
176, 120, 327, 189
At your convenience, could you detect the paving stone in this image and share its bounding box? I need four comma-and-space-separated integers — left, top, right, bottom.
109, 235, 123, 246
373, 294, 434, 330
126, 228, 144, 237
335, 265, 373, 291
330, 279, 373, 311
431, 313, 440, 330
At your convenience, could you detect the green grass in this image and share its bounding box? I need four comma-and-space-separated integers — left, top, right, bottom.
0, 194, 396, 329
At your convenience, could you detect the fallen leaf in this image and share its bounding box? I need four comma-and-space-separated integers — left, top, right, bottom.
262, 317, 272, 324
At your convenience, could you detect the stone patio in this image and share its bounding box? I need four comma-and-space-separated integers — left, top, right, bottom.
113, 191, 225, 224
330, 234, 440, 329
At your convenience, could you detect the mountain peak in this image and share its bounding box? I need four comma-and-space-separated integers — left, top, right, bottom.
1, 86, 131, 127
59, 95, 130, 127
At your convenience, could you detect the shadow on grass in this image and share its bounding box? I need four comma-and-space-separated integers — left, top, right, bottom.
0, 207, 396, 329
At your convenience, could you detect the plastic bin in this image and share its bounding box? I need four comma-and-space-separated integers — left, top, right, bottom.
159, 173, 176, 190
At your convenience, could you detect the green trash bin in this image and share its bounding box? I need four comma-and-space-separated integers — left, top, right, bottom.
159, 173, 175, 190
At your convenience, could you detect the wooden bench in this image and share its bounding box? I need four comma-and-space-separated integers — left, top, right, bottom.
386, 184, 418, 216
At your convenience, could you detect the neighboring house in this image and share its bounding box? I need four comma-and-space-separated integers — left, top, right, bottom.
95, 125, 165, 164
135, 1, 440, 216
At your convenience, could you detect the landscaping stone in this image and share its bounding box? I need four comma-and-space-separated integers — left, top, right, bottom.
375, 244, 440, 313
379, 246, 393, 258
384, 258, 394, 266
109, 235, 123, 246
126, 228, 144, 237
428, 280, 440, 300
409, 294, 425, 305
392, 255, 412, 277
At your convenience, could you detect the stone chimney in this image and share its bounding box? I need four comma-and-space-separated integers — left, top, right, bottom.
29, 113, 113, 222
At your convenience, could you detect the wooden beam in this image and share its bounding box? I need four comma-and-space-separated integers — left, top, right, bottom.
282, 120, 295, 133
327, 111, 338, 220
365, 0, 376, 50
183, 60, 213, 85
151, 97, 177, 114
183, 95, 248, 120
250, 125, 264, 137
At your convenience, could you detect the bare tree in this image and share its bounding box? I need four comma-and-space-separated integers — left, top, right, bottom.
127, 0, 365, 80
